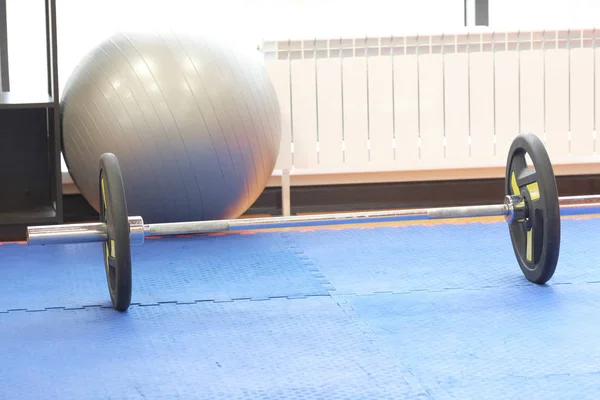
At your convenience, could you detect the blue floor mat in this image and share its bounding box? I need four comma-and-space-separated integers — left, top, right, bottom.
2, 216, 600, 399
284, 217, 600, 295
339, 283, 600, 399
0, 297, 427, 400
0, 233, 330, 312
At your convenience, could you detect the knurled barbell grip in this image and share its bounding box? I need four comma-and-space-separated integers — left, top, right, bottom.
144, 220, 230, 237
427, 204, 509, 220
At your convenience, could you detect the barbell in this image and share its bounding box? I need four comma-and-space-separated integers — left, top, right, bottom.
25, 133, 600, 312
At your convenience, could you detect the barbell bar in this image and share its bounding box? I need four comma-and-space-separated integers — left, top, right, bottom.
22, 133, 600, 312
26, 194, 600, 247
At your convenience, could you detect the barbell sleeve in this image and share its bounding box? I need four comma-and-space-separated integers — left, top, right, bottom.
26, 222, 108, 246
26, 216, 146, 246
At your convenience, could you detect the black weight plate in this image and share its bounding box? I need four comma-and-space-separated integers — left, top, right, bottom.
505, 133, 560, 284
99, 153, 132, 311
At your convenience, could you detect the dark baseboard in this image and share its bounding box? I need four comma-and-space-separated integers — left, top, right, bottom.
248, 174, 600, 215
2, 174, 600, 241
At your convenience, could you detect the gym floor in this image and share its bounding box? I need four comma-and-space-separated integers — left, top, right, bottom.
1, 212, 600, 399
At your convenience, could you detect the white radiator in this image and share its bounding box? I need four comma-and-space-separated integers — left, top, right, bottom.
261, 29, 600, 186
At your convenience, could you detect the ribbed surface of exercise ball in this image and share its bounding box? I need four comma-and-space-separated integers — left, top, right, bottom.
61, 31, 281, 223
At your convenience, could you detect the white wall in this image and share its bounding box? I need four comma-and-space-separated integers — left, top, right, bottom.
7, 0, 600, 97
6, 0, 464, 95
489, 0, 600, 30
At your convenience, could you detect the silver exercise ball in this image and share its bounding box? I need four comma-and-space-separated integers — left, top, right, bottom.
61, 31, 281, 224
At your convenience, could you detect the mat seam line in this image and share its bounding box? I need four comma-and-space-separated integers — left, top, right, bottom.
280, 232, 432, 399
2, 281, 597, 314
281, 231, 337, 295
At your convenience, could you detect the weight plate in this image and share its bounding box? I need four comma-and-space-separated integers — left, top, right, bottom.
505, 133, 561, 284
99, 153, 132, 311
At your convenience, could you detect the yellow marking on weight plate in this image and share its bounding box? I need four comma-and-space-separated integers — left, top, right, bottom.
526, 182, 540, 201
526, 228, 533, 262
511, 171, 519, 196
101, 177, 107, 209
110, 239, 115, 258
511, 172, 525, 208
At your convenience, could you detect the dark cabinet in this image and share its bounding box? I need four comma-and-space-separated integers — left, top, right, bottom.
0, 0, 62, 239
